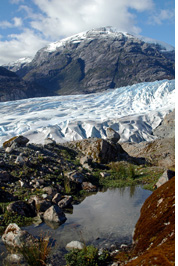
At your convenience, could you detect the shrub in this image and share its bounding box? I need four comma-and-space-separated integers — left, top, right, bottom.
65, 245, 110, 266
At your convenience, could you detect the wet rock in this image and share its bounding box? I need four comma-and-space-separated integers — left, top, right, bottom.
43, 205, 67, 224
52, 193, 62, 204
2, 223, 35, 248
66, 241, 85, 250
7, 200, 36, 217
156, 169, 175, 188
58, 196, 73, 208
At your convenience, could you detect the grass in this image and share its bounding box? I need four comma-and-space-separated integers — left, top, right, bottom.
19, 234, 52, 266
92, 162, 163, 191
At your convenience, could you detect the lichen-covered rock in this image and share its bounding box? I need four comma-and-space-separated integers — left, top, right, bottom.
2, 223, 34, 248
125, 177, 175, 266
72, 138, 127, 163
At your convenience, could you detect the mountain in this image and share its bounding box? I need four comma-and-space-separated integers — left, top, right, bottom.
0, 79, 175, 146
0, 66, 51, 102
7, 26, 174, 97
3, 57, 32, 73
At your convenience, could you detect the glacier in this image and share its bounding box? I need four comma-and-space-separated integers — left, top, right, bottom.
0, 79, 175, 147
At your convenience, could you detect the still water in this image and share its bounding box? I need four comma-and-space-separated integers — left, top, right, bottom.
0, 186, 152, 265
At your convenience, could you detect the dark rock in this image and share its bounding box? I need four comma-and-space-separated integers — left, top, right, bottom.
66, 171, 85, 184
106, 127, 120, 143
7, 201, 36, 217
28, 195, 52, 213
58, 196, 73, 208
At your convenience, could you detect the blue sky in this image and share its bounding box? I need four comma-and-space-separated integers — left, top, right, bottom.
0, 0, 175, 65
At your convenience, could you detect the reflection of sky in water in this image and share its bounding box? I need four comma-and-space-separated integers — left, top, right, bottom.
0, 187, 152, 266
24, 187, 151, 247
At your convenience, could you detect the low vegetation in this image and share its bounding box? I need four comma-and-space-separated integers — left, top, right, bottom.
65, 245, 111, 266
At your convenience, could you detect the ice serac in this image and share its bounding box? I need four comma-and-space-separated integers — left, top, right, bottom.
8, 26, 174, 97
0, 79, 175, 146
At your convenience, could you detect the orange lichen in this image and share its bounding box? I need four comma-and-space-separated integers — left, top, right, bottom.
114, 176, 175, 266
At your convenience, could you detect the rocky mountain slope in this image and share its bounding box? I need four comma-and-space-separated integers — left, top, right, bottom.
0, 66, 52, 102
5, 27, 175, 97
121, 109, 175, 168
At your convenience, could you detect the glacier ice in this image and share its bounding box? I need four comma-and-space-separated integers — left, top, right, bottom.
0, 79, 175, 146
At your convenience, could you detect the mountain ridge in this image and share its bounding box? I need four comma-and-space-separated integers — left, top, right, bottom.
2, 26, 175, 99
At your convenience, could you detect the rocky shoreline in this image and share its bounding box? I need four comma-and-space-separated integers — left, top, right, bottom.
0, 122, 175, 265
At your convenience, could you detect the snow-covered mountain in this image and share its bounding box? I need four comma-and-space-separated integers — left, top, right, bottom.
3, 57, 32, 73
0, 79, 175, 146
3, 26, 174, 100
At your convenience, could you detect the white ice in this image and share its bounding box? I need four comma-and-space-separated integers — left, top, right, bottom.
0, 79, 175, 146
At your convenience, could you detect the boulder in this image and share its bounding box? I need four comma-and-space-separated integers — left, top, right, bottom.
3, 136, 29, 148
66, 240, 85, 250
15, 155, 25, 165
73, 138, 126, 163
43, 205, 67, 224
28, 195, 52, 213
52, 193, 62, 204
7, 201, 36, 217
80, 156, 93, 166
125, 177, 175, 266
66, 171, 85, 184
58, 196, 73, 208
44, 138, 56, 146
0, 170, 11, 182
2, 223, 34, 248
82, 182, 97, 192
42, 186, 58, 199
156, 170, 175, 188
106, 128, 120, 143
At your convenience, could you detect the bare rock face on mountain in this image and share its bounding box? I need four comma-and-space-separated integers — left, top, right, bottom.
9, 27, 174, 97
0, 66, 51, 102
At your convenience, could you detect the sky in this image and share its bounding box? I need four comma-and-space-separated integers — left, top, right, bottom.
0, 0, 175, 65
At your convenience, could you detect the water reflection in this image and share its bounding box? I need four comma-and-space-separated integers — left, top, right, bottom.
25, 186, 151, 247
0, 186, 152, 265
